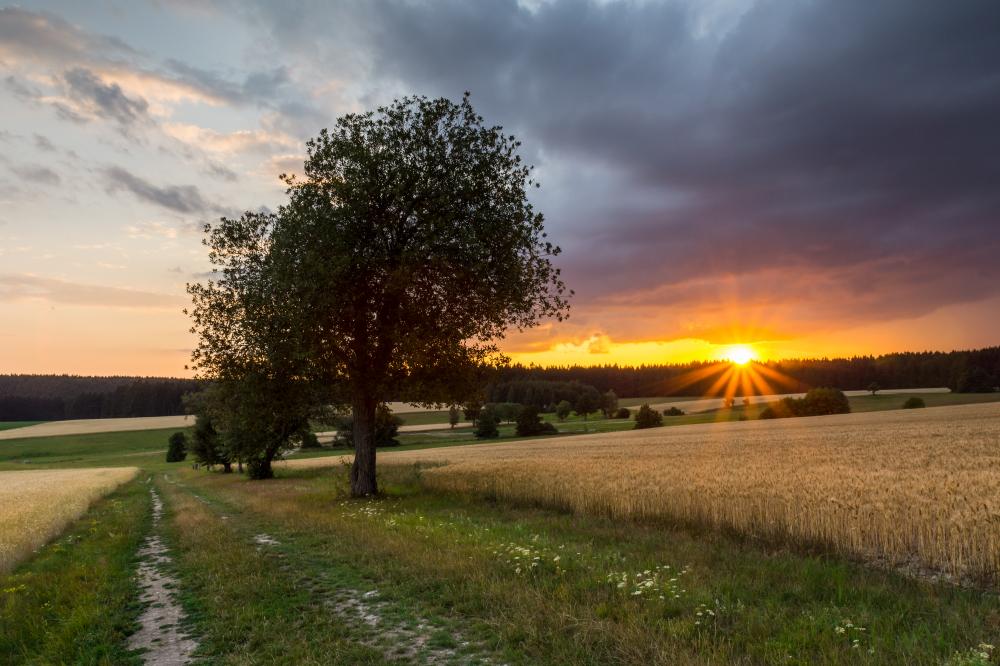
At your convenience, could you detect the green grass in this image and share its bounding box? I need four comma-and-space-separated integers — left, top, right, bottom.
147, 464, 1000, 664
0, 421, 43, 432
6, 398, 1000, 662
0, 478, 150, 664
0, 427, 189, 471
848, 391, 1000, 413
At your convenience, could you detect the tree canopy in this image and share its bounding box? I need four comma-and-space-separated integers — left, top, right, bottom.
187, 93, 569, 495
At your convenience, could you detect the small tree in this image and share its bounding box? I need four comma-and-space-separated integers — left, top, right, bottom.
902, 396, 926, 409
601, 389, 619, 418
634, 404, 663, 429
166, 431, 187, 462
742, 397, 751, 408
663, 406, 685, 416
463, 400, 483, 426
187, 412, 231, 472
515, 405, 557, 437
868, 382, 880, 396
474, 405, 500, 439
614, 406, 630, 419
555, 400, 572, 421
574, 386, 601, 429
722, 397, 735, 409
448, 405, 461, 429
495, 402, 522, 424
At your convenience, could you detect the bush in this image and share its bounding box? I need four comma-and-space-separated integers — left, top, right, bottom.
902, 397, 926, 409
634, 403, 663, 429
555, 400, 572, 421
663, 406, 685, 416
614, 407, 630, 419
300, 431, 322, 448
759, 388, 850, 420
166, 431, 187, 462
474, 405, 500, 439
514, 405, 558, 437
799, 387, 851, 416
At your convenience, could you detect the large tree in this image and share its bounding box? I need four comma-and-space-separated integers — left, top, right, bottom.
271, 93, 569, 496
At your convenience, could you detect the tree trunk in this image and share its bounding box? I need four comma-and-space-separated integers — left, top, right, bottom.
350, 395, 378, 497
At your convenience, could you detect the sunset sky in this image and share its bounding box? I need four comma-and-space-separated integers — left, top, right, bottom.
2, 1, 999, 376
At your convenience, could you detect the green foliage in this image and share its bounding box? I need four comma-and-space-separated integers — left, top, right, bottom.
663, 406, 685, 416
613, 406, 630, 419
514, 405, 557, 437
485, 379, 604, 412
760, 388, 851, 420
474, 405, 500, 439
600, 389, 619, 418
488, 402, 522, 424
300, 431, 322, 448
903, 396, 926, 409
186, 380, 316, 480
555, 400, 572, 421
574, 386, 601, 421
634, 403, 663, 429
448, 405, 461, 428
956, 367, 997, 393
165, 431, 187, 462
185, 408, 231, 471
232, 93, 570, 496
333, 405, 403, 448
868, 381, 880, 396
463, 400, 483, 425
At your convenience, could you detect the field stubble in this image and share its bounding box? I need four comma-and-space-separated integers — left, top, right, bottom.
291, 403, 1000, 583
0, 467, 139, 572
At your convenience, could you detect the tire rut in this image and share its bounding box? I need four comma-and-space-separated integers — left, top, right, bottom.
128, 481, 197, 665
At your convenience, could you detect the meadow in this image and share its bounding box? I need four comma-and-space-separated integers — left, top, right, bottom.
3, 398, 1000, 663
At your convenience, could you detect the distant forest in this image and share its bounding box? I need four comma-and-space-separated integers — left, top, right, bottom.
0, 375, 200, 421
489, 347, 1000, 400
1, 347, 997, 421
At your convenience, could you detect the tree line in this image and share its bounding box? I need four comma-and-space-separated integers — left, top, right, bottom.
0, 375, 199, 421
490, 347, 1000, 397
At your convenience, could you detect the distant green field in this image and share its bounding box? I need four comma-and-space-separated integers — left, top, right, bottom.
0, 421, 44, 432
0, 427, 187, 470
848, 391, 1000, 412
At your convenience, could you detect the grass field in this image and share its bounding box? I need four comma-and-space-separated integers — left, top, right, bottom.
293, 403, 1000, 583
4, 398, 1000, 663
0, 467, 138, 572
0, 421, 43, 432
0, 427, 187, 470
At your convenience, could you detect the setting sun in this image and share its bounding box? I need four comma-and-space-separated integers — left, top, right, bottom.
723, 344, 757, 365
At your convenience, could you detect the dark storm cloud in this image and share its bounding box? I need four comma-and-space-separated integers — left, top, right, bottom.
265, 0, 999, 332
102, 166, 217, 214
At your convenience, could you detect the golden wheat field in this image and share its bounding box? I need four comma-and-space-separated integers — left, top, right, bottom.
0, 467, 139, 573
290, 402, 1000, 581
